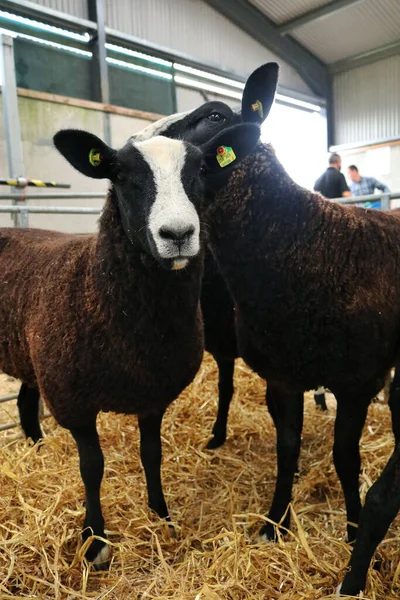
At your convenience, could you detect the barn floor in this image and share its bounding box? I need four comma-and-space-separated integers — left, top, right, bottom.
0, 355, 399, 600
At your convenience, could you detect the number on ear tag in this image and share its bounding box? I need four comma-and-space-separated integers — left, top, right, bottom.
251, 99, 264, 119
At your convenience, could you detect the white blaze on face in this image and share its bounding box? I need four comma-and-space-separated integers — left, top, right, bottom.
133, 111, 189, 142
136, 136, 200, 262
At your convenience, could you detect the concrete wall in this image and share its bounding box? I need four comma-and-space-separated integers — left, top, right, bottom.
0, 92, 155, 233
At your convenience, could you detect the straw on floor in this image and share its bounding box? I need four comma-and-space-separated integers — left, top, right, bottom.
0, 354, 399, 599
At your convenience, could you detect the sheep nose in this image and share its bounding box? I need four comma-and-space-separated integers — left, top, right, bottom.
159, 225, 195, 247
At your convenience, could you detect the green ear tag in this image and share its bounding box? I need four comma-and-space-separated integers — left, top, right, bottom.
251, 99, 264, 119
89, 148, 102, 167
216, 145, 236, 168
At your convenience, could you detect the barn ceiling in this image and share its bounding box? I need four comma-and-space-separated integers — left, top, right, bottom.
249, 0, 400, 66
208, 0, 400, 75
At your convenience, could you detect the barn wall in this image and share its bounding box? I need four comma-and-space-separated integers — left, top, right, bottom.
333, 56, 400, 146
340, 143, 400, 202
25, 0, 314, 96
104, 0, 314, 95
332, 55, 400, 195
30, 0, 88, 18
0, 92, 155, 232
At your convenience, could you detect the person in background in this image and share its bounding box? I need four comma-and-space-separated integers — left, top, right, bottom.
347, 164, 390, 209
314, 153, 351, 199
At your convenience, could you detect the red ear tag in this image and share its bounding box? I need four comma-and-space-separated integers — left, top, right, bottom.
216, 146, 236, 168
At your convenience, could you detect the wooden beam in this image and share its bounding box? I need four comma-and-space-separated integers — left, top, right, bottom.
12, 87, 165, 121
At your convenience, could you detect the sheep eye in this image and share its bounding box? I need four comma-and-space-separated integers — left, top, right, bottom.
208, 112, 225, 123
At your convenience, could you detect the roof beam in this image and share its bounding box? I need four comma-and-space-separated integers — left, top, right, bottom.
330, 39, 400, 73
278, 0, 368, 35
204, 0, 329, 98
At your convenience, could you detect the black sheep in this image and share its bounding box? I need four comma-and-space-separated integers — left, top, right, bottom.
139, 64, 400, 595
2, 125, 259, 567
205, 141, 400, 597
206, 139, 400, 596
135, 65, 328, 451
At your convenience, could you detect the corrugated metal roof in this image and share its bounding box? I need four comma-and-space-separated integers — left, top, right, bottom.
248, 0, 400, 64
35, 0, 400, 66
292, 0, 400, 63
249, 0, 330, 25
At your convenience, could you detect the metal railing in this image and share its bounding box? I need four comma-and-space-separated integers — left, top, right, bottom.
0, 205, 102, 215
332, 191, 400, 208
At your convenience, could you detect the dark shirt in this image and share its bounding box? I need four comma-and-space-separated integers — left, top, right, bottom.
314, 167, 349, 199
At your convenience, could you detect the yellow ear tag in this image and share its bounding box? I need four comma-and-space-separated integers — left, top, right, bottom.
251, 99, 264, 119
216, 145, 236, 168
89, 148, 102, 167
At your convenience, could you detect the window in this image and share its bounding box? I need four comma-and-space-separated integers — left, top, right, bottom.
262, 103, 328, 190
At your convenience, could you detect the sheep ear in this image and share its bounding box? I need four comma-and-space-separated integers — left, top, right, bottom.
241, 62, 279, 124
200, 123, 260, 188
53, 129, 116, 179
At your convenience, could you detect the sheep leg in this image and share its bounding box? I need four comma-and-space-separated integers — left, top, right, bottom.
340, 376, 400, 595
138, 409, 169, 520
266, 385, 303, 476
206, 357, 235, 449
70, 422, 110, 570
314, 388, 328, 411
383, 370, 392, 404
17, 383, 43, 443
258, 386, 304, 540
338, 443, 400, 595
333, 397, 369, 543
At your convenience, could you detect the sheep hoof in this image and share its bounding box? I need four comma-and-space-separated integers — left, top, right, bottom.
256, 522, 283, 543
206, 434, 226, 450
254, 532, 270, 544
30, 436, 45, 451
168, 522, 177, 539
93, 543, 112, 571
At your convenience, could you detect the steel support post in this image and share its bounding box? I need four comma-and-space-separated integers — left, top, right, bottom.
88, 0, 111, 145
0, 34, 27, 227
381, 193, 390, 211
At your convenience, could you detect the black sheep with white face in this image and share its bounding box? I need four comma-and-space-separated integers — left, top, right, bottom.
5, 123, 260, 570
54, 131, 206, 271
134, 63, 323, 450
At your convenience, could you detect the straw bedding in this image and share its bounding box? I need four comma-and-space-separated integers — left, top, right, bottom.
0, 354, 399, 599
